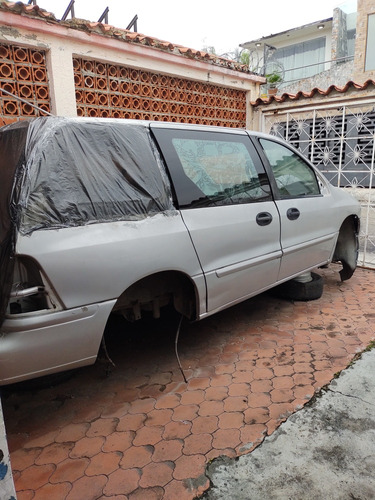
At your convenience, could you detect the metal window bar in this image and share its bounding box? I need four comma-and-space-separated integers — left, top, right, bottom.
338, 106, 346, 187
361, 133, 375, 266
279, 56, 355, 84
283, 55, 354, 73
310, 109, 316, 164
285, 112, 290, 145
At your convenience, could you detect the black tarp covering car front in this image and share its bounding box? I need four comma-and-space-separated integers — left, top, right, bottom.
0, 117, 175, 326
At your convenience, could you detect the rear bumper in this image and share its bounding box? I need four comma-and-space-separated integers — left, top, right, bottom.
0, 300, 116, 385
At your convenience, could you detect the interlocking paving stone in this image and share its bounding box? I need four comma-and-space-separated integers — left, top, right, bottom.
2, 266, 375, 499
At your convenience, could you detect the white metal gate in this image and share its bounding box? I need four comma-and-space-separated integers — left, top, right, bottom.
262, 102, 375, 268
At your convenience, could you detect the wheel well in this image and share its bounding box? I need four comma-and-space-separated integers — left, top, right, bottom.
333, 215, 359, 281
112, 271, 197, 321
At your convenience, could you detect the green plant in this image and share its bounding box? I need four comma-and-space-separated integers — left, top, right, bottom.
266, 71, 282, 87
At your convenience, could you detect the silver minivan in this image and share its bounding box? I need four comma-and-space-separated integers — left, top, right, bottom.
0, 117, 360, 385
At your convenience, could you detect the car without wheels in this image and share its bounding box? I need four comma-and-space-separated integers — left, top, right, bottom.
0, 117, 360, 385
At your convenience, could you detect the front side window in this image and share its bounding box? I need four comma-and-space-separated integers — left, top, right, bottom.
259, 139, 320, 198
153, 128, 271, 208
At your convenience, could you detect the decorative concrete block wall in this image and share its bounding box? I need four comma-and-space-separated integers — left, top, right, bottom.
0, 43, 51, 125
0, 5, 261, 128
73, 57, 246, 127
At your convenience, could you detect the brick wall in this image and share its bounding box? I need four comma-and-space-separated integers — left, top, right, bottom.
0, 40, 248, 128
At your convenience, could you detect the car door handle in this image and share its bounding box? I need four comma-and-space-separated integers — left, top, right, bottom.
287, 208, 300, 220
256, 212, 273, 226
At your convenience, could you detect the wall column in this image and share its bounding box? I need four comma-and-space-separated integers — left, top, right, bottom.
47, 45, 77, 116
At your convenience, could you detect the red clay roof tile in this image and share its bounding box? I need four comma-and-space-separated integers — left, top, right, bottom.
0, 0, 252, 74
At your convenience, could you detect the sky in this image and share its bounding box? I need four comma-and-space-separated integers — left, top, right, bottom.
36, 0, 349, 56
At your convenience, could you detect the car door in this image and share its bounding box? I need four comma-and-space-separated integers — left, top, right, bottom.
152, 125, 282, 315
253, 136, 340, 281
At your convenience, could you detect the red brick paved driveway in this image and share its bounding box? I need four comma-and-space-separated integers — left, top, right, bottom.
2, 265, 375, 499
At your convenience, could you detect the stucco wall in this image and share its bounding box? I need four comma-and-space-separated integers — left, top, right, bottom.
280, 60, 354, 95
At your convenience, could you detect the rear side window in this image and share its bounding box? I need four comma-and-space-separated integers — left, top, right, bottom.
259, 139, 320, 198
152, 127, 271, 208
18, 118, 174, 234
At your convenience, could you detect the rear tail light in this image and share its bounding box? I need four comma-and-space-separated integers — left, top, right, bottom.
7, 256, 62, 315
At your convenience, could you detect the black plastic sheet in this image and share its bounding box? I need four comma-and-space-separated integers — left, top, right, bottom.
0, 117, 175, 325
19, 117, 174, 233
0, 120, 29, 325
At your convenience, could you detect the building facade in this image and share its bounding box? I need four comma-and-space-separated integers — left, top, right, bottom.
242, 1, 357, 95
250, 0, 375, 268
0, 1, 263, 127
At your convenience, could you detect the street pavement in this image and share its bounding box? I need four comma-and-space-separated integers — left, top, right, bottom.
1, 265, 375, 499
203, 347, 375, 499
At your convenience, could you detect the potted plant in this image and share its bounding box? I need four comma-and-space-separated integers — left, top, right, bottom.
266, 71, 282, 95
